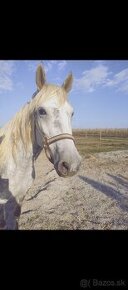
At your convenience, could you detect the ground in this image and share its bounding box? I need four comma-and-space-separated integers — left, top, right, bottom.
19, 150, 128, 230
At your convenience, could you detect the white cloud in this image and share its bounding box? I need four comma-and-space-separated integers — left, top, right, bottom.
93, 60, 106, 65
44, 61, 53, 73
58, 60, 67, 71
26, 60, 53, 73
115, 69, 128, 82
26, 61, 41, 72
26, 60, 67, 76
44, 60, 67, 72
0, 75, 13, 91
26, 60, 54, 73
74, 63, 128, 94
105, 68, 128, 93
0, 61, 15, 92
49, 60, 58, 65
75, 64, 110, 92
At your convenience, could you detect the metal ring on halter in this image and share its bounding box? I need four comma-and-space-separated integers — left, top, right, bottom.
43, 133, 75, 164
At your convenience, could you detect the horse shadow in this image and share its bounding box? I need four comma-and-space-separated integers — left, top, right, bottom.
79, 174, 128, 212
0, 177, 21, 230
107, 173, 128, 189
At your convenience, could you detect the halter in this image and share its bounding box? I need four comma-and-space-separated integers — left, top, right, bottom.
43, 133, 75, 163
34, 114, 75, 163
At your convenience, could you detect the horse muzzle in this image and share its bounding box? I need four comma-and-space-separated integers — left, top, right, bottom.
54, 158, 82, 178
43, 133, 82, 177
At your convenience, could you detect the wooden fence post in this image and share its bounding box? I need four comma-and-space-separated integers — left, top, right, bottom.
100, 130, 102, 141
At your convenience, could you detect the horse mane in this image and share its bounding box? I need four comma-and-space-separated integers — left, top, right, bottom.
0, 102, 33, 164
0, 84, 66, 165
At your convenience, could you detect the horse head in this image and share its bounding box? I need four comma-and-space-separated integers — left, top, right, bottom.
33, 65, 82, 177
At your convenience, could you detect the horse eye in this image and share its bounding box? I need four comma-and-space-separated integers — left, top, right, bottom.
72, 112, 74, 117
38, 107, 47, 116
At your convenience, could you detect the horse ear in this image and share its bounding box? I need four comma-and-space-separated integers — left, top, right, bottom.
62, 73, 73, 93
36, 65, 46, 90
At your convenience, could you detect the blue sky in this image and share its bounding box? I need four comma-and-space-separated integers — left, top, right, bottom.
0, 60, 128, 129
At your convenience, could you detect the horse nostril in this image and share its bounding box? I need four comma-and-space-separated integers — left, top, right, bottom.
62, 161, 70, 173
58, 161, 70, 176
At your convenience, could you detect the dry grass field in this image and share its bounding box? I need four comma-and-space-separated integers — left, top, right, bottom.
73, 129, 128, 156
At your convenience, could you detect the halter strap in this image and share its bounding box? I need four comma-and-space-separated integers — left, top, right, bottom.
43, 133, 75, 163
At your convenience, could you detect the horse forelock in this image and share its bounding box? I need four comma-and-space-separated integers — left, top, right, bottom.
31, 84, 67, 107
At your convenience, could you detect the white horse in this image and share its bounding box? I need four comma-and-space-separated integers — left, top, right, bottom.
0, 65, 81, 229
